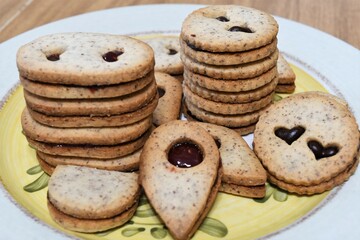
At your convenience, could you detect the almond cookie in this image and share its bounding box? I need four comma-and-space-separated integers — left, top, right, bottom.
139, 120, 222, 240
36, 149, 141, 174
194, 122, 267, 198
21, 108, 152, 145
180, 50, 278, 79
27, 93, 158, 128
184, 76, 278, 103
184, 66, 277, 92
180, 38, 278, 66
183, 84, 273, 115
253, 91, 360, 195
181, 5, 278, 52
17, 32, 154, 85
20, 71, 154, 99
47, 165, 140, 232
27, 129, 150, 159
144, 36, 183, 75
153, 72, 182, 126
23, 80, 157, 116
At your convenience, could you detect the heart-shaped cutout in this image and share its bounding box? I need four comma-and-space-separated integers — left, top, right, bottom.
307, 140, 339, 160
274, 126, 305, 145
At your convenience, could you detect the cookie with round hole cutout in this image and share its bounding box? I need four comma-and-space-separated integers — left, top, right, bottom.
16, 32, 154, 85
253, 91, 360, 194
139, 120, 222, 240
181, 5, 278, 52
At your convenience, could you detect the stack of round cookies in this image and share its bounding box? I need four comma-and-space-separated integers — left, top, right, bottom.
17, 32, 158, 174
180, 5, 279, 135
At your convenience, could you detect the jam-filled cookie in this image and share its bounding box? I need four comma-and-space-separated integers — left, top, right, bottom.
253, 91, 360, 195
47, 165, 140, 232
194, 122, 267, 198
153, 72, 183, 126
139, 120, 222, 240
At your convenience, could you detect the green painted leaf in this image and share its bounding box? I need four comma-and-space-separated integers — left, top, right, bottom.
199, 217, 228, 237
254, 183, 274, 203
139, 194, 149, 206
150, 227, 167, 239
26, 165, 43, 175
121, 227, 145, 237
23, 173, 49, 192
135, 207, 157, 217
273, 189, 288, 202
273, 94, 283, 102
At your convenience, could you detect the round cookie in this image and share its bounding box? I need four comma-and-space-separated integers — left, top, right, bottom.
144, 36, 183, 75
153, 72, 183, 126
184, 76, 278, 103
27, 94, 158, 128
47, 165, 140, 232
183, 84, 274, 115
184, 66, 277, 92
20, 71, 155, 99
23, 80, 157, 116
16, 32, 154, 85
21, 108, 152, 145
253, 91, 360, 193
180, 38, 278, 66
181, 5, 278, 52
180, 50, 278, 79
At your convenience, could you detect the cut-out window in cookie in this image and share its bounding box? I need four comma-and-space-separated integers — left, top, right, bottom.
167, 48, 178, 55
42, 46, 67, 61
274, 126, 305, 145
307, 140, 339, 160
168, 141, 203, 168
228, 26, 253, 33
216, 16, 229, 22
102, 50, 124, 62
157, 87, 165, 98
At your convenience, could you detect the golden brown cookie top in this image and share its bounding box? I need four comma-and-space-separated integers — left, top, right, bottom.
17, 32, 154, 85
181, 5, 278, 52
253, 91, 360, 186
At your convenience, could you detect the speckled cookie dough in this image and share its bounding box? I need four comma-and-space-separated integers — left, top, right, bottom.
153, 72, 183, 126
184, 66, 277, 92
194, 122, 267, 197
23, 80, 157, 116
181, 5, 278, 52
184, 99, 270, 128
27, 129, 150, 159
144, 36, 183, 75
47, 165, 140, 232
184, 76, 278, 103
253, 91, 360, 194
37, 148, 141, 172
277, 53, 296, 84
180, 49, 278, 79
20, 71, 155, 99
27, 94, 158, 128
21, 107, 152, 145
183, 84, 273, 115
180, 38, 278, 65
17, 32, 154, 85
139, 120, 221, 240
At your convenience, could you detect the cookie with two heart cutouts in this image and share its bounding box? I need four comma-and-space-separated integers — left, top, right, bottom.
253, 91, 360, 195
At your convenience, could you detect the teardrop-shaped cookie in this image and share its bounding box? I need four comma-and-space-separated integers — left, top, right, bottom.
139, 120, 222, 240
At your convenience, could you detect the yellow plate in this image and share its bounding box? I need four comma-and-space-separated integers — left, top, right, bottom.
0, 62, 331, 240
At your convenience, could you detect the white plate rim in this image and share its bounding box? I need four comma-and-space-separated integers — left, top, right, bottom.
1, 4, 360, 240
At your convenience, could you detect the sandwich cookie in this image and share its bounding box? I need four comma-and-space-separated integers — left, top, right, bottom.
253, 91, 360, 195
276, 53, 296, 93
195, 122, 267, 198
153, 72, 183, 126
47, 165, 140, 232
139, 120, 222, 240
